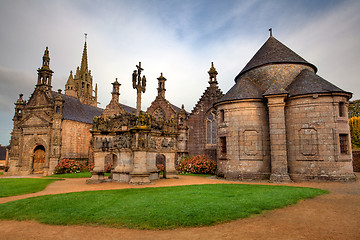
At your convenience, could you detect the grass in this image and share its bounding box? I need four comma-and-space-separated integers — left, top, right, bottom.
0, 184, 328, 229
0, 178, 59, 198
0, 172, 3, 175
47, 172, 110, 178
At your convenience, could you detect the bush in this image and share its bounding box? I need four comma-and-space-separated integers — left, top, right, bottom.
350, 116, 360, 149
104, 163, 113, 173
176, 155, 216, 175
157, 164, 164, 173
54, 159, 83, 174
54, 159, 94, 174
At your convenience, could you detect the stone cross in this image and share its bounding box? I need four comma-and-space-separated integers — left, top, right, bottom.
132, 62, 146, 115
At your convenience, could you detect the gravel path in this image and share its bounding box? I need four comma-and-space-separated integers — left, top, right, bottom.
1, 174, 359, 240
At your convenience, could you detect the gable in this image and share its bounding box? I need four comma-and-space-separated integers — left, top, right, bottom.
27, 88, 53, 107
20, 113, 51, 127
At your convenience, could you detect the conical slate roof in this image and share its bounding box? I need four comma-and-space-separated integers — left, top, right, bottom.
286, 69, 350, 97
235, 36, 317, 81
218, 77, 264, 103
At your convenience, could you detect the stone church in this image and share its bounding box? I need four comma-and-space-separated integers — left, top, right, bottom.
5, 33, 356, 182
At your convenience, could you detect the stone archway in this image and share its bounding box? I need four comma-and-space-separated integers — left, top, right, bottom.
156, 154, 166, 177
33, 145, 45, 174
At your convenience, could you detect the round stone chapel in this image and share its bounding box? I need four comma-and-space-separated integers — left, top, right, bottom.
215, 34, 355, 182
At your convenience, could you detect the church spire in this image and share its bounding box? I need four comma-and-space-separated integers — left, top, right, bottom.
80, 33, 88, 75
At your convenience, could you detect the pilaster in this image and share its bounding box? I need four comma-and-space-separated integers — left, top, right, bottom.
266, 94, 291, 182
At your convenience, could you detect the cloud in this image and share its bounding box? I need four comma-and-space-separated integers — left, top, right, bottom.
0, 0, 359, 146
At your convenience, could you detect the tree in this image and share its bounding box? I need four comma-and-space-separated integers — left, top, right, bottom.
349, 117, 360, 149
349, 99, 360, 118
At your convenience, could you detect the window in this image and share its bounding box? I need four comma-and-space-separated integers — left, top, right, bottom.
56, 106, 60, 114
219, 110, 225, 123
220, 137, 227, 155
339, 134, 349, 154
339, 102, 345, 117
153, 108, 165, 121
206, 111, 217, 144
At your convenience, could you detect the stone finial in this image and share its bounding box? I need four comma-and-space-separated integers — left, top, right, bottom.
157, 72, 167, 98
208, 62, 218, 84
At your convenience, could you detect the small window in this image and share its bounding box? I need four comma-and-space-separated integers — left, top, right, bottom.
220, 137, 227, 155
219, 110, 225, 123
56, 106, 60, 114
339, 102, 345, 117
339, 134, 349, 154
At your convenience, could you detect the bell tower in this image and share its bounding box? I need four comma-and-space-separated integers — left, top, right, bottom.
36, 47, 53, 91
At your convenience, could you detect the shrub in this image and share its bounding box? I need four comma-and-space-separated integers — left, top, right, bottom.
54, 159, 83, 174
84, 163, 94, 172
176, 155, 216, 175
104, 163, 113, 173
157, 164, 164, 173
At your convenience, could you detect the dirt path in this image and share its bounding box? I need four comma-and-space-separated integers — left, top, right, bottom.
1, 175, 360, 240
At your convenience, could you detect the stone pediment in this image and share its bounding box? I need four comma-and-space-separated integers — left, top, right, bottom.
20, 113, 51, 127
27, 88, 53, 107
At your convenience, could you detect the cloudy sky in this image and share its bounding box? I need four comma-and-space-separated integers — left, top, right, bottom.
0, 0, 359, 146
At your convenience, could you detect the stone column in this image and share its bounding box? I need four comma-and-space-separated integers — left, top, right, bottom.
266, 95, 291, 182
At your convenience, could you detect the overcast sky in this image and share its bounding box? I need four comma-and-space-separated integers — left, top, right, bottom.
0, 0, 359, 146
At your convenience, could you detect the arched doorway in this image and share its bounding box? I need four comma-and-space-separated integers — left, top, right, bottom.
156, 154, 166, 178
33, 145, 45, 174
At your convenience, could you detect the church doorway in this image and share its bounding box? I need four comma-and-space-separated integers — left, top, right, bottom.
156, 154, 166, 178
33, 145, 45, 174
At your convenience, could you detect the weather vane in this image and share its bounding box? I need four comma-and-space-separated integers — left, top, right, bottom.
132, 62, 146, 116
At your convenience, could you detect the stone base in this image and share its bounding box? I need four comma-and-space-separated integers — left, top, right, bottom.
270, 173, 292, 183
290, 173, 357, 182
220, 172, 270, 181
163, 170, 178, 179
112, 172, 131, 183
149, 172, 160, 181
129, 173, 151, 185
86, 172, 105, 184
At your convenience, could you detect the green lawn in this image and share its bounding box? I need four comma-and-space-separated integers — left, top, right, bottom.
0, 178, 59, 198
47, 172, 110, 178
0, 184, 328, 229
0, 172, 3, 175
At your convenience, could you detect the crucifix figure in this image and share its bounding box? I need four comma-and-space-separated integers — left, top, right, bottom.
132, 62, 146, 115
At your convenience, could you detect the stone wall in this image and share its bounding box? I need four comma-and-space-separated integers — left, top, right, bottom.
286, 94, 355, 181
216, 99, 270, 180
353, 150, 360, 172
61, 120, 93, 163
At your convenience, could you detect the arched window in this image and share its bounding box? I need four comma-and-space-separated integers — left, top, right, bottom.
154, 108, 165, 121
206, 111, 217, 145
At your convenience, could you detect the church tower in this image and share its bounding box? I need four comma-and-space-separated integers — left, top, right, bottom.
65, 35, 98, 107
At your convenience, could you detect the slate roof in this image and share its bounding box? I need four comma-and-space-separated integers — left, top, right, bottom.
218, 36, 351, 104
286, 69, 350, 97
51, 92, 135, 124
218, 77, 264, 103
235, 36, 317, 80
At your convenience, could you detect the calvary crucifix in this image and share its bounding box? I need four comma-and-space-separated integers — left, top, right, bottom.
132, 62, 146, 116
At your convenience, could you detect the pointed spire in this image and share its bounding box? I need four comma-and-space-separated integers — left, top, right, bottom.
80, 34, 88, 75
208, 62, 218, 85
